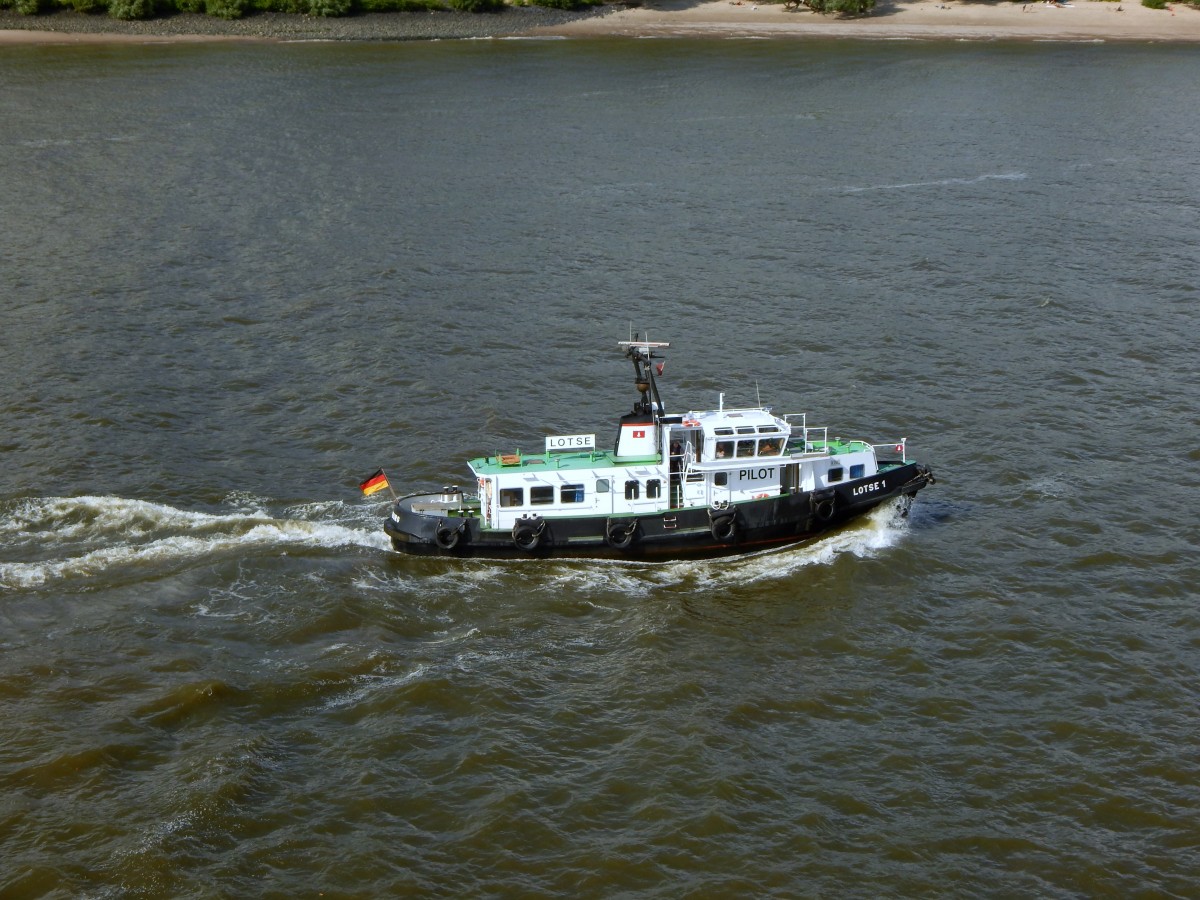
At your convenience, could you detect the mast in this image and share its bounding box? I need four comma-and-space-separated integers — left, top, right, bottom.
618, 339, 670, 421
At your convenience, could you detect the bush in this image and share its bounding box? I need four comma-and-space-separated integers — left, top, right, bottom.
307, 0, 353, 14
205, 0, 249, 16
447, 0, 504, 11
530, 0, 601, 8
805, 0, 874, 14
69, 0, 108, 12
359, 0, 443, 10
13, 0, 45, 14
253, 0, 311, 12
1141, 0, 1166, 7
107, 0, 155, 18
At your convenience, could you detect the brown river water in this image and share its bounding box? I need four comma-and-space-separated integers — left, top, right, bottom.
1, 38, 1198, 897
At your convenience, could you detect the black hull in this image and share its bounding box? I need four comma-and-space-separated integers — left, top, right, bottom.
384, 463, 934, 561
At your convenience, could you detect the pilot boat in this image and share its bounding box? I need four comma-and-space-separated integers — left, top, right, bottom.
381, 340, 934, 559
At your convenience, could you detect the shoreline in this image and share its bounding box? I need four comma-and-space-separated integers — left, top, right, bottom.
538, 0, 1200, 43
0, 7, 611, 43
2, 0, 1199, 45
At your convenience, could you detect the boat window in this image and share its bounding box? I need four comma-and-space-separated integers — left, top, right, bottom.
530, 486, 554, 505
758, 425, 781, 433
499, 488, 524, 507
714, 472, 728, 486
596, 478, 610, 493
714, 427, 734, 436
561, 484, 585, 504
828, 468, 844, 483
736, 439, 755, 458
849, 464, 865, 479
624, 480, 640, 500
686, 472, 703, 483
736, 426, 756, 435
758, 439, 782, 457
647, 479, 661, 499
715, 441, 734, 459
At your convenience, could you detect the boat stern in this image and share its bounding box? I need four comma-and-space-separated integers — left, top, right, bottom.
384, 486, 480, 554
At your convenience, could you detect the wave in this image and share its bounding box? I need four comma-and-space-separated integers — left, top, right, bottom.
840, 171, 1027, 194
0, 495, 389, 591
652, 498, 912, 590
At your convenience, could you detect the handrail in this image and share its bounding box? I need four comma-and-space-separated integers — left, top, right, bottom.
785, 423, 829, 453
871, 439, 907, 463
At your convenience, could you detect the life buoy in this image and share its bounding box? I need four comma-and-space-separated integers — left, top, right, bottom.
710, 513, 736, 542
607, 521, 636, 550
512, 517, 543, 551
434, 522, 461, 551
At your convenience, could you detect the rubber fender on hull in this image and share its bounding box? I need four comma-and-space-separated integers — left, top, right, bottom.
434, 519, 464, 551
511, 515, 544, 551
709, 510, 737, 542
812, 490, 836, 522
606, 519, 637, 550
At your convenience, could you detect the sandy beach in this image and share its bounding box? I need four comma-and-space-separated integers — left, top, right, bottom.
538, 0, 1200, 43
1, 0, 1198, 44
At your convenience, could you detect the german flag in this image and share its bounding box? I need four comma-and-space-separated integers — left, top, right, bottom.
359, 468, 390, 497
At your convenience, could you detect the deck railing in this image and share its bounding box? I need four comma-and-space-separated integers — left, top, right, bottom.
781, 414, 830, 455
871, 439, 907, 463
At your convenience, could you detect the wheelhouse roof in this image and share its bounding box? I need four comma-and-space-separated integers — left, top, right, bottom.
685, 407, 789, 435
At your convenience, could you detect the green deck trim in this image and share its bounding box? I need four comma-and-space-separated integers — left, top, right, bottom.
473, 441, 873, 476
785, 438, 871, 455
472, 451, 662, 475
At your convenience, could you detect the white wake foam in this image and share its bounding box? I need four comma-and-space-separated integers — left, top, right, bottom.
522, 499, 913, 599
634, 499, 911, 592
0, 496, 389, 590
841, 171, 1027, 194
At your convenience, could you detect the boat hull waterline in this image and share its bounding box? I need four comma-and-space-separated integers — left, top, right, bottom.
384, 461, 933, 560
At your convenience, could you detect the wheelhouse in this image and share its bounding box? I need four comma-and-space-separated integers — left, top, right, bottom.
468, 402, 884, 532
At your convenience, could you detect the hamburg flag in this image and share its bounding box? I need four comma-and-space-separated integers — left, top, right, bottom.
359, 468, 390, 497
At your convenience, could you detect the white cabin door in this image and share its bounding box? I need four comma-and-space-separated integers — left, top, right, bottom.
710, 473, 732, 507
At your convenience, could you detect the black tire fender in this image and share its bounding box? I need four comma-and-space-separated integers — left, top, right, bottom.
710, 512, 737, 542
434, 521, 462, 551
512, 517, 543, 551
607, 520, 636, 550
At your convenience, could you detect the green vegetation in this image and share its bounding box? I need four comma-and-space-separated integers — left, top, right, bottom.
106, 0, 156, 16
1141, 0, 1166, 7
803, 0, 874, 15
357, 0, 445, 11
447, 0, 505, 11
0, 0, 597, 18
